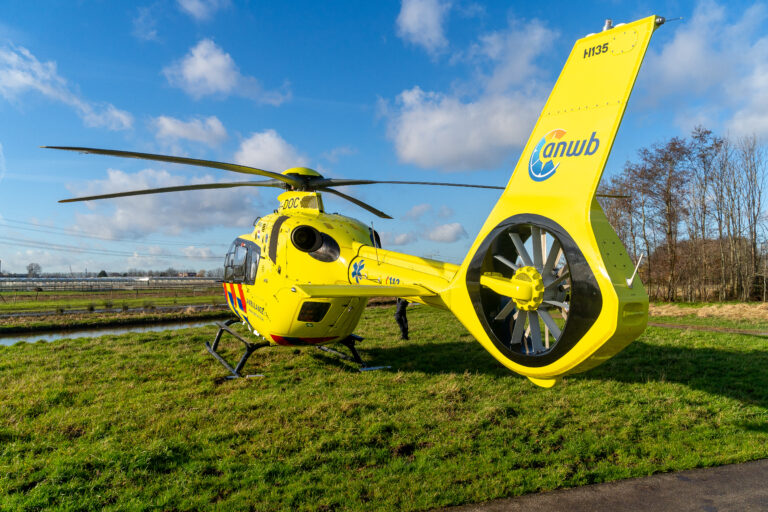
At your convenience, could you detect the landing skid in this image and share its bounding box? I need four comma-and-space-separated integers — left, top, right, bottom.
315, 334, 391, 372
205, 319, 269, 379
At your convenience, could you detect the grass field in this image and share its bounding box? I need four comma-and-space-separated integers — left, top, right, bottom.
1, 306, 767, 511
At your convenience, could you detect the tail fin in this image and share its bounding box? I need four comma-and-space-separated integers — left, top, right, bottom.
446, 15, 663, 387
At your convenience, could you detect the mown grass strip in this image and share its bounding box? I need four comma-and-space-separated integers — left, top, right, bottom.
1, 306, 767, 511
0, 294, 225, 314
0, 308, 231, 335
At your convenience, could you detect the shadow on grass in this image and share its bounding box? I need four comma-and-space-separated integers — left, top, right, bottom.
575, 340, 768, 408
322, 336, 768, 408
324, 338, 519, 378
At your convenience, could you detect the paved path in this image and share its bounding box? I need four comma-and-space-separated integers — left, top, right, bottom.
446, 459, 768, 512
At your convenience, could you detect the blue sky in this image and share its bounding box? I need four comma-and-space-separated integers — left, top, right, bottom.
1, 0, 766, 274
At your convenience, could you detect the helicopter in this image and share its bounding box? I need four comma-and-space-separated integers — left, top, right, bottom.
48, 15, 663, 387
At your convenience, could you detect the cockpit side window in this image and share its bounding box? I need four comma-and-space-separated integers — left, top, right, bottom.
233, 244, 247, 281
224, 239, 260, 284
223, 241, 236, 281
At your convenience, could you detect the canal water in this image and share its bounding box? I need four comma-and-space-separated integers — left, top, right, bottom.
0, 321, 215, 346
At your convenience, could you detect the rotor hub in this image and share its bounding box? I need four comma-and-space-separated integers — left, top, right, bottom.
511, 266, 545, 311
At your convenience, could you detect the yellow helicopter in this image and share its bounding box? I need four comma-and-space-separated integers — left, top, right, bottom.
49, 15, 664, 387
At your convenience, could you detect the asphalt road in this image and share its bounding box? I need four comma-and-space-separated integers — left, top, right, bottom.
445, 459, 768, 512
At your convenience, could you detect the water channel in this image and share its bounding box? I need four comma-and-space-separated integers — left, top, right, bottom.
0, 321, 215, 346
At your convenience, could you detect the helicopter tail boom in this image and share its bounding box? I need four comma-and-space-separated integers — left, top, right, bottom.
295, 283, 436, 299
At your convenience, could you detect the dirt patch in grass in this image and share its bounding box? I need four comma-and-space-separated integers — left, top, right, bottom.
650, 303, 768, 321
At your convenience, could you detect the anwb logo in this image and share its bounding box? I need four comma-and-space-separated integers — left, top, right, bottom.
528, 130, 601, 182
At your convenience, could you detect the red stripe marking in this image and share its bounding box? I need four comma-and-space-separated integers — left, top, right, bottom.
236, 284, 247, 313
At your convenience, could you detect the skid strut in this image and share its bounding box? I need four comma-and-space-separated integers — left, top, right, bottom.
205, 319, 269, 378
315, 334, 390, 372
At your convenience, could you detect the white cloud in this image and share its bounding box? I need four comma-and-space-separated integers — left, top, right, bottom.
404, 203, 431, 219
234, 129, 308, 171
163, 39, 289, 105
177, 0, 229, 21
163, 39, 236, 97
463, 19, 554, 93
182, 246, 215, 259
388, 87, 542, 170
396, 0, 451, 55
68, 168, 258, 238
381, 231, 418, 246
133, 6, 160, 41
645, 4, 726, 97
385, 18, 555, 170
437, 205, 453, 218
0, 44, 133, 130
153, 115, 227, 146
643, 1, 768, 137
425, 222, 467, 242
1, 249, 67, 275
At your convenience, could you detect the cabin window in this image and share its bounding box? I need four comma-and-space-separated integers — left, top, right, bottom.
247, 246, 260, 285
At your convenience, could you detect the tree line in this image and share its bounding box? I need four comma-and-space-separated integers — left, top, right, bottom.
600, 127, 766, 301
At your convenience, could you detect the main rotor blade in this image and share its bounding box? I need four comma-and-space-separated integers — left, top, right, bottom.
43, 146, 302, 188
313, 179, 505, 190
314, 177, 627, 198
59, 180, 285, 203
319, 187, 392, 219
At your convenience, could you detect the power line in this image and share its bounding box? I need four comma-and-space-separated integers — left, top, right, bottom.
0, 236, 221, 260
0, 218, 228, 247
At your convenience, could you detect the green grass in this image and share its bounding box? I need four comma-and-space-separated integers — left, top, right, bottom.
1, 306, 767, 511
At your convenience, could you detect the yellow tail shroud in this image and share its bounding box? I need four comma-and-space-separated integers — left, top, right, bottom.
443, 15, 664, 387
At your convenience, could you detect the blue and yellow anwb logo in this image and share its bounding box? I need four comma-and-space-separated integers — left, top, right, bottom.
528, 129, 601, 182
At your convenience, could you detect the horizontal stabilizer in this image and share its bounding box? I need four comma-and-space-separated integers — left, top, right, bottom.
294, 284, 435, 298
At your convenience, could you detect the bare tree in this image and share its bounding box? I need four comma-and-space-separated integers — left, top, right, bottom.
602, 127, 767, 302
26, 263, 41, 277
